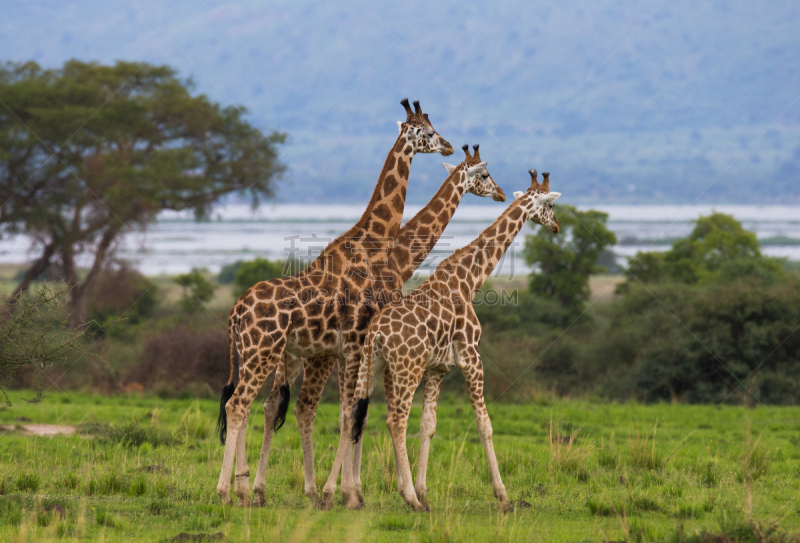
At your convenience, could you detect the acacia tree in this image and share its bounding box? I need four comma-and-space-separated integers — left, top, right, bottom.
0, 60, 285, 327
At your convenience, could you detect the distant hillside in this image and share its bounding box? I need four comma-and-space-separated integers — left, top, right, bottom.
2, 0, 800, 204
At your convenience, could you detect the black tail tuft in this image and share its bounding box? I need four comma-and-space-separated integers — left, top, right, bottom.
273, 384, 291, 432
217, 382, 235, 445
351, 397, 370, 444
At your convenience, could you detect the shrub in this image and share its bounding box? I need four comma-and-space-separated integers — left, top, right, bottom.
128, 326, 229, 393
175, 269, 217, 312
232, 257, 285, 298
217, 260, 244, 284
85, 262, 158, 336
1, 284, 91, 403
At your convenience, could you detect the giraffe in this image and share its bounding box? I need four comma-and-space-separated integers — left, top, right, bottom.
215, 98, 453, 506
347, 169, 561, 512
251, 144, 506, 509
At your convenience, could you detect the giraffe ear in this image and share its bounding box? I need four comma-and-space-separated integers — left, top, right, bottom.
467, 162, 487, 176
513, 191, 525, 199
541, 192, 562, 204
442, 163, 457, 174
397, 121, 403, 133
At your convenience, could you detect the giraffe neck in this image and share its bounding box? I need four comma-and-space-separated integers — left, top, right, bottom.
433, 196, 535, 294
300, 131, 414, 282
389, 165, 469, 284
347, 131, 414, 243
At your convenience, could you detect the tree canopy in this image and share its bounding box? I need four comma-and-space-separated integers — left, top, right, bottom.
623, 212, 786, 289
523, 205, 617, 309
0, 60, 285, 326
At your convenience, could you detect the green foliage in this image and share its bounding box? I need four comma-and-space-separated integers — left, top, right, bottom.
217, 260, 244, 285
232, 257, 286, 298
85, 263, 158, 335
175, 269, 217, 312
1, 393, 800, 540
524, 205, 617, 309
16, 473, 41, 492
0, 59, 285, 324
0, 284, 90, 404
622, 212, 786, 290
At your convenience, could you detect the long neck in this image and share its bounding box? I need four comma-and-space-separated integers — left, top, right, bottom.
300, 131, 414, 281
434, 197, 533, 294
344, 131, 414, 243
388, 165, 468, 284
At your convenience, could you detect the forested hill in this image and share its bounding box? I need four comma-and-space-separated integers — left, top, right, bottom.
3, 0, 800, 204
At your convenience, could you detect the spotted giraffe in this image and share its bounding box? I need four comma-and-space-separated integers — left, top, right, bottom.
215, 99, 453, 506
347, 170, 562, 512
251, 144, 506, 509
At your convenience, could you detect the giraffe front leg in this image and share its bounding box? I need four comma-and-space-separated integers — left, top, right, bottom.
460, 349, 512, 512
415, 371, 444, 510
252, 354, 303, 507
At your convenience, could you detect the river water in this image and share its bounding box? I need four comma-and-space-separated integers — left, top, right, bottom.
1, 204, 799, 278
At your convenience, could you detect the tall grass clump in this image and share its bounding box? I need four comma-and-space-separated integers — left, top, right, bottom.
548, 420, 592, 481
627, 424, 665, 470
16, 472, 41, 492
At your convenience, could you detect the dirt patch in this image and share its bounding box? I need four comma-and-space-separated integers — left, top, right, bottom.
0, 424, 77, 436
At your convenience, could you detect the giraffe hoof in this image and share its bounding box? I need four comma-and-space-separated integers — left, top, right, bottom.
253, 492, 266, 507
318, 492, 334, 511
501, 502, 515, 514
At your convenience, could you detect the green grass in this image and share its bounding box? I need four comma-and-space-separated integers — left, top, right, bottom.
1, 391, 800, 542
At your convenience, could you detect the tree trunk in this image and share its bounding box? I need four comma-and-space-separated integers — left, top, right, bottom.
66, 226, 120, 329
6, 241, 57, 313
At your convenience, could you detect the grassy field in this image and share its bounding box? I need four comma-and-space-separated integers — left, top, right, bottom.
1, 391, 800, 542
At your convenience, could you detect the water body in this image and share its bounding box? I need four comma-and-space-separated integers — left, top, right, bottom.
1, 205, 799, 279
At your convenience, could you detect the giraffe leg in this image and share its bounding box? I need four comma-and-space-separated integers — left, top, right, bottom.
252, 353, 303, 506
352, 352, 388, 507
320, 360, 347, 510
233, 409, 251, 506
217, 349, 282, 505
385, 365, 427, 512
415, 371, 444, 510
294, 355, 336, 505
460, 348, 512, 512
337, 350, 365, 510
382, 367, 404, 491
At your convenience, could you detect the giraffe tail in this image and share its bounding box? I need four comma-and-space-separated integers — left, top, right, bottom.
273, 360, 290, 432
351, 328, 379, 444
217, 313, 239, 445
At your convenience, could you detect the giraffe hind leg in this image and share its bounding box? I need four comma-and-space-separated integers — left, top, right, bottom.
252, 354, 303, 507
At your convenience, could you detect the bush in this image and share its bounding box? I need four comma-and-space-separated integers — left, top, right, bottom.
232, 257, 285, 298
127, 326, 229, 393
1, 283, 91, 403
217, 260, 244, 285
175, 269, 217, 312
85, 262, 158, 335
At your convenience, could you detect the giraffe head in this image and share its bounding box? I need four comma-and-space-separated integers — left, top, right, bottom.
513, 170, 561, 233
441, 144, 506, 202
397, 98, 454, 156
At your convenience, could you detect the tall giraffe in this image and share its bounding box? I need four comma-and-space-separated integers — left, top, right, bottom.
251, 144, 505, 508
215, 99, 453, 505
347, 170, 561, 512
